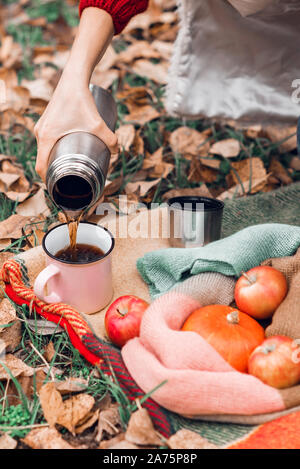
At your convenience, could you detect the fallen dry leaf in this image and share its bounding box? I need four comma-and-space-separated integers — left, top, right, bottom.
169, 127, 210, 157
7, 370, 46, 406
0, 214, 32, 240
96, 405, 121, 443
0, 432, 17, 449
5, 191, 31, 203
269, 157, 293, 185
39, 382, 64, 428
56, 393, 95, 434
125, 178, 161, 197
21, 78, 53, 102
290, 156, 300, 171
124, 104, 160, 126
99, 433, 126, 449
16, 187, 50, 217
118, 41, 160, 63
0, 239, 11, 250
210, 138, 240, 158
44, 341, 56, 363
199, 157, 221, 170
0, 298, 21, 352
55, 377, 88, 395
0, 172, 20, 190
116, 124, 136, 151
26, 319, 63, 336
162, 185, 213, 200
75, 409, 100, 434
167, 429, 217, 449
0, 354, 34, 380
264, 125, 297, 153
125, 405, 162, 446
22, 427, 76, 450
131, 59, 168, 84
246, 124, 262, 139
218, 175, 269, 200
231, 157, 267, 183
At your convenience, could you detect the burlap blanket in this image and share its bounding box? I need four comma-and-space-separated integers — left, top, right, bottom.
1, 182, 300, 448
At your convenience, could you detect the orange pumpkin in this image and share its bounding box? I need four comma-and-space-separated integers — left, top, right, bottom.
181, 305, 265, 373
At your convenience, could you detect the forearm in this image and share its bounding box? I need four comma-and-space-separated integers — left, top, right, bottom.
63, 7, 114, 85
79, 0, 149, 35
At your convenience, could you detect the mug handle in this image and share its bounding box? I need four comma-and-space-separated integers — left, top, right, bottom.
34, 264, 62, 303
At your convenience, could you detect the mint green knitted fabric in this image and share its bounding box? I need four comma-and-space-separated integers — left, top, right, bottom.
137, 223, 300, 298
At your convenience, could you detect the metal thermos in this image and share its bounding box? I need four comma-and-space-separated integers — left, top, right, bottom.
46, 85, 118, 217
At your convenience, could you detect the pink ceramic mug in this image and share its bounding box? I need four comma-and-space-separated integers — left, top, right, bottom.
34, 222, 114, 314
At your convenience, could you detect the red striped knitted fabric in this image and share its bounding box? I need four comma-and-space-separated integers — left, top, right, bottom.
79, 0, 149, 34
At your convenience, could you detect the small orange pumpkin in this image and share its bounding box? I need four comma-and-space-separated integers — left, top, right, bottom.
181, 305, 265, 373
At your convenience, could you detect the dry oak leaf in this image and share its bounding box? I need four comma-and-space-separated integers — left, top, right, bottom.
116, 124, 136, 151
21, 78, 53, 102
125, 178, 160, 197
75, 409, 100, 435
124, 105, 160, 126
39, 382, 95, 434
0, 36, 22, 70
116, 86, 152, 106
104, 177, 123, 197
7, 370, 46, 406
96, 405, 121, 443
231, 157, 267, 183
169, 127, 210, 157
118, 41, 160, 63
44, 341, 55, 363
268, 158, 293, 185
0, 432, 17, 449
290, 156, 300, 171
39, 382, 64, 428
0, 68, 18, 90
0, 172, 20, 190
0, 214, 32, 240
22, 427, 76, 450
210, 138, 241, 158
0, 354, 34, 380
245, 125, 262, 139
199, 157, 221, 170
0, 298, 21, 352
125, 406, 163, 446
3, 86, 30, 113
56, 393, 95, 434
264, 125, 297, 153
131, 59, 168, 84
142, 148, 173, 178
99, 433, 126, 449
152, 40, 173, 60
54, 377, 88, 395
162, 185, 213, 201
16, 187, 50, 217
218, 175, 269, 200
167, 429, 217, 450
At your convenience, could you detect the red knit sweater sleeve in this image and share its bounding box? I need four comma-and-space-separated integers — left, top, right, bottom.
79, 0, 149, 35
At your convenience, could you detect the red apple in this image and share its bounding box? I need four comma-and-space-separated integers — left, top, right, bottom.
105, 295, 149, 348
234, 266, 288, 320
248, 336, 300, 389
